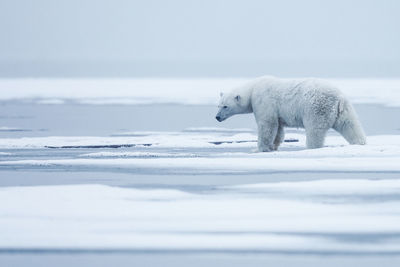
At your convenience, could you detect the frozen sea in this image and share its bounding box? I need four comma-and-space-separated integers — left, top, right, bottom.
1, 78, 400, 266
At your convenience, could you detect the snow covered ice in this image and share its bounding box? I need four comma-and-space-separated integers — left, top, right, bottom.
1, 134, 400, 173
1, 79, 400, 258
2, 180, 400, 253
1, 78, 400, 106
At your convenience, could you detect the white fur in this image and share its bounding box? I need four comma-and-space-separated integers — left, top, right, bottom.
216, 76, 366, 152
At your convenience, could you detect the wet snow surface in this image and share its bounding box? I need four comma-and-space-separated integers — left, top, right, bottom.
1, 79, 400, 265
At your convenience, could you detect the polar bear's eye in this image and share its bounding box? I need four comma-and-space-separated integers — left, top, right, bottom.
223, 106, 228, 109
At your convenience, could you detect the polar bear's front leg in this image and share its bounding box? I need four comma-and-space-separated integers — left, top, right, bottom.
257, 120, 279, 152
273, 124, 285, 151
305, 128, 328, 149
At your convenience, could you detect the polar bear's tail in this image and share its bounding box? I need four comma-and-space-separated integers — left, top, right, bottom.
333, 98, 367, 145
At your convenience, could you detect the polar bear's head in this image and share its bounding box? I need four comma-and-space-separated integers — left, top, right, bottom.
216, 92, 247, 122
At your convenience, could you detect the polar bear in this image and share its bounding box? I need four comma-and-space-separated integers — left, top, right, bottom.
215, 76, 366, 152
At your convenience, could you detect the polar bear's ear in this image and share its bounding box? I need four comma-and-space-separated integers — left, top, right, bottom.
220, 92, 224, 97
235, 95, 241, 102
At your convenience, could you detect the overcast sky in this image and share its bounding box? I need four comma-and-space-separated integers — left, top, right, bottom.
0, 0, 399, 77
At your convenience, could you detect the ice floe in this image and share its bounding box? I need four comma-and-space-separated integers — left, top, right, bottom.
0, 133, 400, 174
1, 78, 400, 106
0, 131, 260, 149
1, 180, 400, 253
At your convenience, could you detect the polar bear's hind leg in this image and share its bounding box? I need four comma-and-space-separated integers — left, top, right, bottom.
333, 99, 366, 145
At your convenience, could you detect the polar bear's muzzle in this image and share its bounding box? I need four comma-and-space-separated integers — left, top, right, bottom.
215, 110, 227, 122
216, 107, 231, 122
216, 113, 228, 122
216, 115, 223, 122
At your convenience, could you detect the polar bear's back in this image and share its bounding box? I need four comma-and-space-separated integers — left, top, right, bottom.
251, 77, 344, 128
252, 76, 342, 101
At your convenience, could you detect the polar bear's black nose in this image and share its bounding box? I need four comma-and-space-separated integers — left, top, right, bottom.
216, 116, 221, 122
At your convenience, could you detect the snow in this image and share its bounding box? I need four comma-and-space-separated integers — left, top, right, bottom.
1, 133, 400, 173
0, 94, 399, 254
0, 78, 246, 105
2, 155, 400, 173
1, 132, 400, 253
1, 180, 400, 252
226, 179, 400, 195
0, 129, 396, 152
0, 131, 259, 149
0, 78, 400, 106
